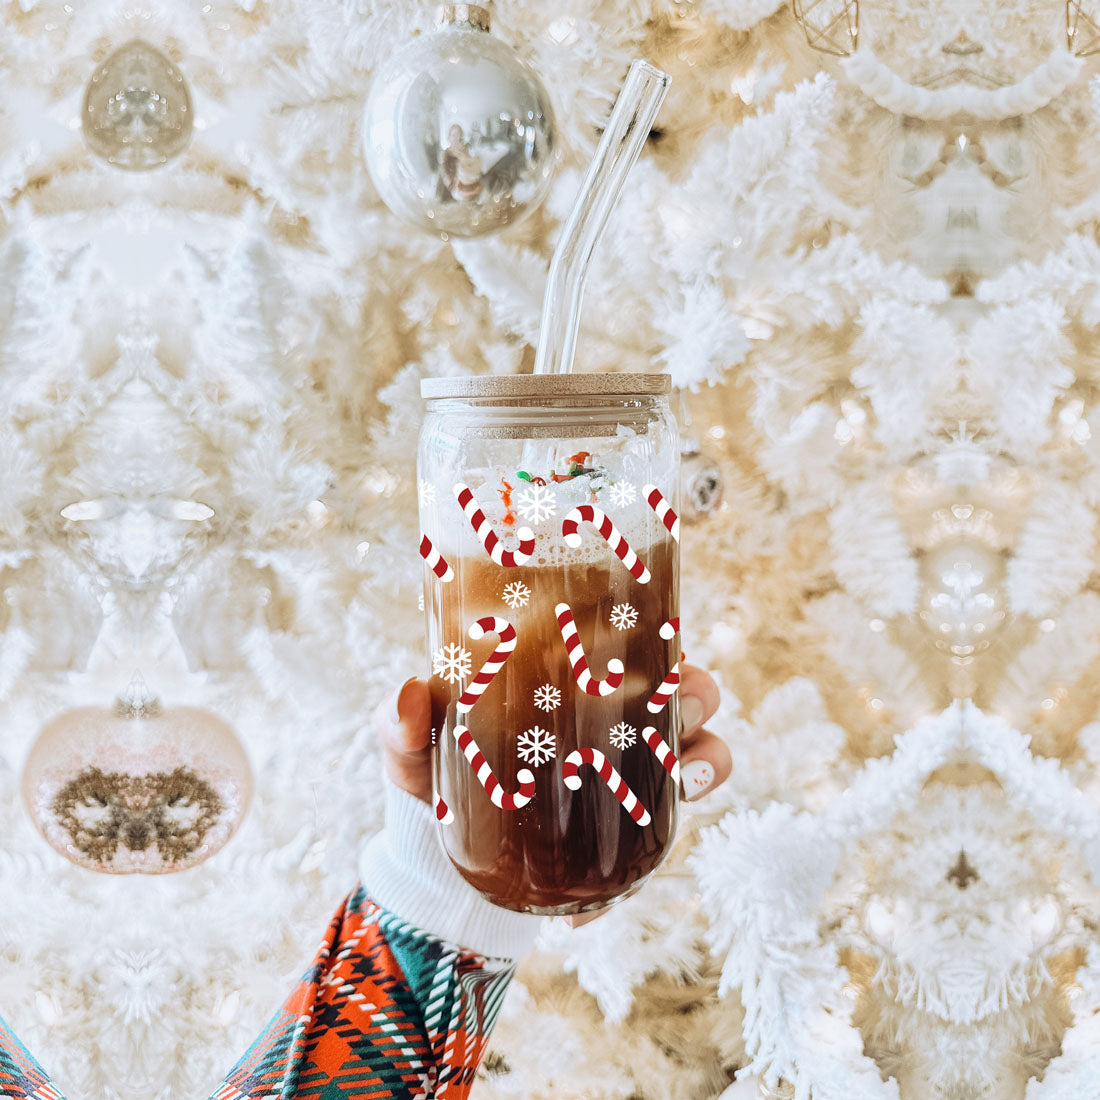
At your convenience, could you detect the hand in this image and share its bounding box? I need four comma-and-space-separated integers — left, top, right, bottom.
381, 666, 730, 805
380, 667, 732, 923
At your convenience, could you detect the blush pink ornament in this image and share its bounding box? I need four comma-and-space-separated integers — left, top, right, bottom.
22, 675, 251, 874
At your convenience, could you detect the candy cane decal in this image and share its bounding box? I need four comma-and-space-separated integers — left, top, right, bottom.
457, 616, 517, 714
419, 532, 454, 582
647, 663, 680, 714
555, 602, 625, 696
648, 616, 681, 713
454, 724, 535, 810
434, 793, 454, 825
642, 725, 680, 783
643, 484, 680, 543
562, 748, 651, 825
454, 483, 535, 567
561, 505, 650, 583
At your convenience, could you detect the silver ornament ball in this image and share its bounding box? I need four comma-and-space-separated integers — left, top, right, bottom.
82, 39, 193, 171
681, 448, 724, 520
363, 5, 557, 238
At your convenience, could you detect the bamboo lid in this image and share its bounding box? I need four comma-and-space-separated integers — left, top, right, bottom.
420, 373, 671, 400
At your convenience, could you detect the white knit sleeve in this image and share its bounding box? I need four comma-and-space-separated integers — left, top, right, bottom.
359, 781, 544, 959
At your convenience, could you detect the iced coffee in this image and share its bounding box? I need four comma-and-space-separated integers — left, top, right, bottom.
419, 374, 680, 915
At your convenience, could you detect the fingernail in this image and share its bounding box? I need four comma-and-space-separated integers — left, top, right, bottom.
681, 695, 704, 731
680, 759, 715, 800
390, 676, 417, 726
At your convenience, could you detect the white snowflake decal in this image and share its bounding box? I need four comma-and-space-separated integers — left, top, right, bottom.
609, 603, 639, 630
418, 479, 436, 507
432, 643, 472, 685
517, 725, 557, 767
502, 580, 531, 609
608, 481, 637, 507
609, 722, 637, 750
533, 683, 562, 712
515, 483, 557, 524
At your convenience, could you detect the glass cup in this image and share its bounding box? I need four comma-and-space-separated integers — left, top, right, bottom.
417, 374, 681, 915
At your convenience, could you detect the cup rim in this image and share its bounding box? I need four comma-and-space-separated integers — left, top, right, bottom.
420, 372, 671, 400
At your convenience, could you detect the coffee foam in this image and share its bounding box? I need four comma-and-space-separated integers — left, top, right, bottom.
522, 525, 661, 570
428, 480, 663, 567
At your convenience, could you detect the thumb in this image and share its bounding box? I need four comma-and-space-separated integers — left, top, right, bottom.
376, 677, 433, 803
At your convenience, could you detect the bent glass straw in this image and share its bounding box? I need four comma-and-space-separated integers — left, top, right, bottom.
533, 60, 671, 376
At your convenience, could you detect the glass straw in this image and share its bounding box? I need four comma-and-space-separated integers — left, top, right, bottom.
532, 60, 671, 376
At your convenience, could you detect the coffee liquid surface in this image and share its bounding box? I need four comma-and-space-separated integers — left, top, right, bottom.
428, 541, 679, 914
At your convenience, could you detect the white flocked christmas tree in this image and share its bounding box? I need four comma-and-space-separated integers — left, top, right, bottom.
1, 0, 1100, 1097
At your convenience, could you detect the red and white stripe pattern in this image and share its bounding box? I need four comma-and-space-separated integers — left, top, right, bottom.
555, 602, 625, 696
647, 662, 680, 714
561, 504, 650, 583
642, 725, 680, 783
643, 484, 680, 543
457, 616, 517, 714
419, 532, 454, 582
648, 615, 681, 713
454, 724, 535, 810
454, 483, 535, 567
434, 793, 454, 825
562, 748, 651, 825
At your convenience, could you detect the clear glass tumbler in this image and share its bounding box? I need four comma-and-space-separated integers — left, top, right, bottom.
417, 374, 681, 914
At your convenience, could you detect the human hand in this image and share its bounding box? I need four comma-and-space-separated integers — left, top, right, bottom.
382, 666, 730, 804
380, 667, 732, 924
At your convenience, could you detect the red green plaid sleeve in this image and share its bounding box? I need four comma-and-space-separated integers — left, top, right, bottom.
0, 1016, 67, 1099
211, 884, 515, 1100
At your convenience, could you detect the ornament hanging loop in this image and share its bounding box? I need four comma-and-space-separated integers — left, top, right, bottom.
113, 671, 162, 719
438, 3, 491, 31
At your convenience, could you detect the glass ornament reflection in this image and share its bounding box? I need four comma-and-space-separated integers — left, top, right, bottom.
363, 5, 557, 238
82, 39, 193, 171
919, 540, 1006, 660
22, 676, 251, 873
